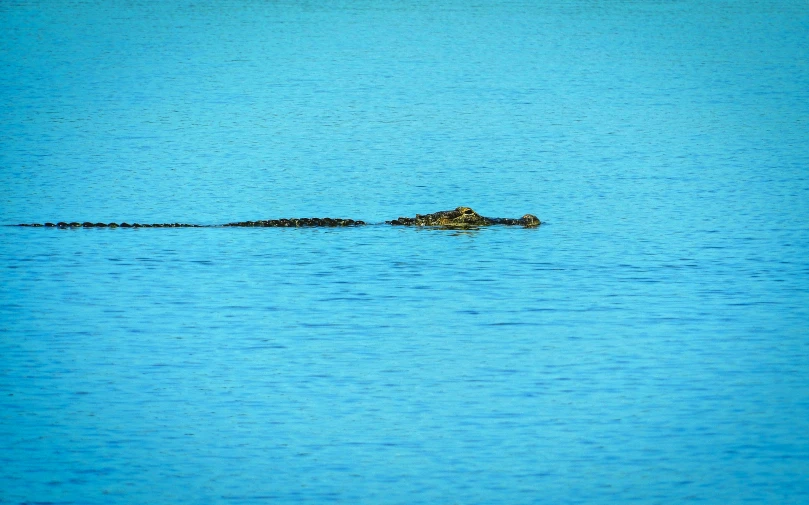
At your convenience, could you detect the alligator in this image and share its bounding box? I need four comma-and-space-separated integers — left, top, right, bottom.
15, 207, 540, 229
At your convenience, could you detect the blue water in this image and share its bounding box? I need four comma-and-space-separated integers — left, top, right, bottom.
2, 0, 809, 503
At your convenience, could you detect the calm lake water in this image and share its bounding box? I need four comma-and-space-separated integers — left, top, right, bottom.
2, 0, 808, 503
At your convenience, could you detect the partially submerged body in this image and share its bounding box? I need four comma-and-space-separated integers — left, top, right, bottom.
16, 207, 540, 228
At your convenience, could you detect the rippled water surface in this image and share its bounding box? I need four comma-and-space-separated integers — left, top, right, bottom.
2, 0, 808, 503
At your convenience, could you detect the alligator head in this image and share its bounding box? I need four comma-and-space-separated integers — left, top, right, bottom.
388, 206, 540, 227
430, 206, 488, 226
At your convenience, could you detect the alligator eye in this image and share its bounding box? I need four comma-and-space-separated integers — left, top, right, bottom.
522, 214, 541, 226
463, 209, 474, 215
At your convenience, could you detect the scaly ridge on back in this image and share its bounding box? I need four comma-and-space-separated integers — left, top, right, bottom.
17, 222, 204, 228
223, 218, 364, 227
